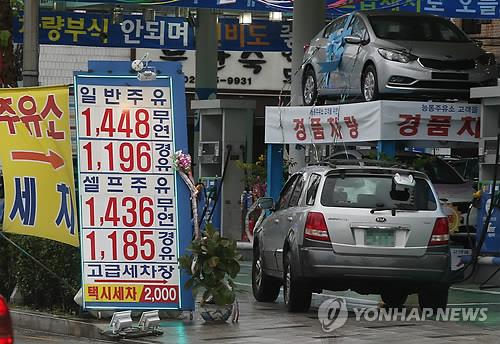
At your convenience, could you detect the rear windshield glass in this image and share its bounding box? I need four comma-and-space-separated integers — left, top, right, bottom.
368, 15, 470, 42
321, 175, 437, 210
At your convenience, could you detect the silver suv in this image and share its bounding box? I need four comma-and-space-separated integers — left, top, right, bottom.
252, 161, 451, 312
302, 11, 497, 105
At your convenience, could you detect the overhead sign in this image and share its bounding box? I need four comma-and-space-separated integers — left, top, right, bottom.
265, 101, 480, 144
74, 62, 193, 310
0, 85, 78, 247
13, 12, 291, 52
138, 49, 291, 91
69, 0, 500, 19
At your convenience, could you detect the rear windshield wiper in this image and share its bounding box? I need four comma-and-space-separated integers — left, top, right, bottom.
370, 207, 397, 216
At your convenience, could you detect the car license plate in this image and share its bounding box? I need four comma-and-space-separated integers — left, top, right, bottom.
365, 230, 395, 247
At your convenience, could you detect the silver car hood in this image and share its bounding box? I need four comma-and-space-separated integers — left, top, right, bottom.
377, 40, 484, 60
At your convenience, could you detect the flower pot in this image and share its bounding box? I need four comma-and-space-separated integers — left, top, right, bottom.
199, 302, 233, 323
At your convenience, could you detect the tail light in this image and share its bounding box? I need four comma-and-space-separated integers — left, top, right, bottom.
304, 44, 310, 53
0, 296, 13, 344
429, 217, 449, 246
304, 212, 330, 242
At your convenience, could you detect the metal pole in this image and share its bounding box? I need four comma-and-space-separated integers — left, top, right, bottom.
22, 0, 39, 87
195, 9, 217, 100
289, 0, 325, 172
193, 9, 218, 181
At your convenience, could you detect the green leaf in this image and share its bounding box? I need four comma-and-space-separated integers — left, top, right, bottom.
207, 256, 220, 268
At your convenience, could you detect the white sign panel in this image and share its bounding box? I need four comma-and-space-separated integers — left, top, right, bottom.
75, 82, 181, 309
265, 101, 481, 144
137, 49, 291, 91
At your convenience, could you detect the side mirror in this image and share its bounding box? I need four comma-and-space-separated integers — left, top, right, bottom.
344, 35, 363, 45
256, 197, 275, 211
474, 39, 483, 47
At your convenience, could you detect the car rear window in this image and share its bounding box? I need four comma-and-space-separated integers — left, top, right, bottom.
368, 15, 470, 42
320, 175, 437, 210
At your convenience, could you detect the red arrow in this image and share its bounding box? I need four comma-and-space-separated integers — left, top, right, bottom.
11, 150, 65, 170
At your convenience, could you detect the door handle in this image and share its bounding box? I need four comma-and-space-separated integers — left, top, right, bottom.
274, 219, 280, 224
287, 216, 293, 221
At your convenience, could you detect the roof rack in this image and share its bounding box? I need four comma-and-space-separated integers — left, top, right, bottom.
312, 158, 413, 170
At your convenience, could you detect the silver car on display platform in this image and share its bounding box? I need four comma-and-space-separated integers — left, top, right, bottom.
302, 11, 498, 105
252, 160, 451, 312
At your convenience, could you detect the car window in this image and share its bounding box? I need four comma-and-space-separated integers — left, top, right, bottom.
350, 16, 369, 41
288, 175, 305, 207
277, 174, 299, 211
324, 16, 347, 38
368, 15, 469, 42
320, 175, 437, 211
306, 174, 322, 205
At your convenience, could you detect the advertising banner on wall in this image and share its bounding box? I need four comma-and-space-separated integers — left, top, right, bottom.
68, 0, 500, 19
265, 101, 481, 144
0, 85, 78, 247
74, 62, 193, 310
13, 12, 291, 52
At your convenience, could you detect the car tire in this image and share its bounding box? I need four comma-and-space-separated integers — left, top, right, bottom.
284, 251, 312, 312
302, 67, 325, 106
381, 290, 408, 308
252, 247, 281, 302
361, 65, 379, 102
418, 284, 449, 311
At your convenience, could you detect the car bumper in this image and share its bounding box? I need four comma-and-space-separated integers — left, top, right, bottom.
375, 58, 497, 96
298, 246, 450, 283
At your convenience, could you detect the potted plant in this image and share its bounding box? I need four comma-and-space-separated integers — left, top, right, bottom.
179, 224, 241, 323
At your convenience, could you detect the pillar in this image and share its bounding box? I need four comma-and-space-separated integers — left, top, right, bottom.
289, 0, 325, 172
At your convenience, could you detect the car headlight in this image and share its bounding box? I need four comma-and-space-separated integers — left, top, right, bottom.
378, 48, 414, 63
477, 52, 496, 66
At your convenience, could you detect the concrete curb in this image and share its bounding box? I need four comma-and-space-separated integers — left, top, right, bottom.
11, 309, 161, 343
11, 309, 108, 340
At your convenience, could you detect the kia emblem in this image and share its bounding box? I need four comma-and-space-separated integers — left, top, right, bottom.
376, 217, 387, 223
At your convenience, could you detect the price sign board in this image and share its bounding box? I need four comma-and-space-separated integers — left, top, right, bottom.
74, 63, 193, 310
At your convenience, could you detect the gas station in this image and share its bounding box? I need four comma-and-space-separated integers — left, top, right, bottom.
3, 0, 500, 342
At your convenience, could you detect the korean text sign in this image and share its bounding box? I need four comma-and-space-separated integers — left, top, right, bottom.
53, 1, 500, 19
13, 12, 290, 52
74, 63, 193, 310
0, 85, 78, 247
265, 101, 480, 144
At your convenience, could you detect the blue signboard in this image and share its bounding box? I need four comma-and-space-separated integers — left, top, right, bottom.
13, 12, 290, 51
74, 61, 194, 310
67, 0, 500, 19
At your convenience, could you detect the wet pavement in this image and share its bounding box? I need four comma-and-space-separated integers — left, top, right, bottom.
129, 262, 500, 343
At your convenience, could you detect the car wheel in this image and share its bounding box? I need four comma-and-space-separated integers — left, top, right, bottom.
252, 247, 281, 302
418, 284, 449, 311
283, 251, 312, 312
302, 67, 325, 106
361, 65, 379, 102
381, 290, 408, 308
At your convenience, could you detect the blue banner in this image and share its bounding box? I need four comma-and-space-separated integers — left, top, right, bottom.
67, 0, 500, 19
13, 12, 291, 51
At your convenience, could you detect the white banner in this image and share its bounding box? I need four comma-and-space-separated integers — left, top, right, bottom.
265, 101, 481, 144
